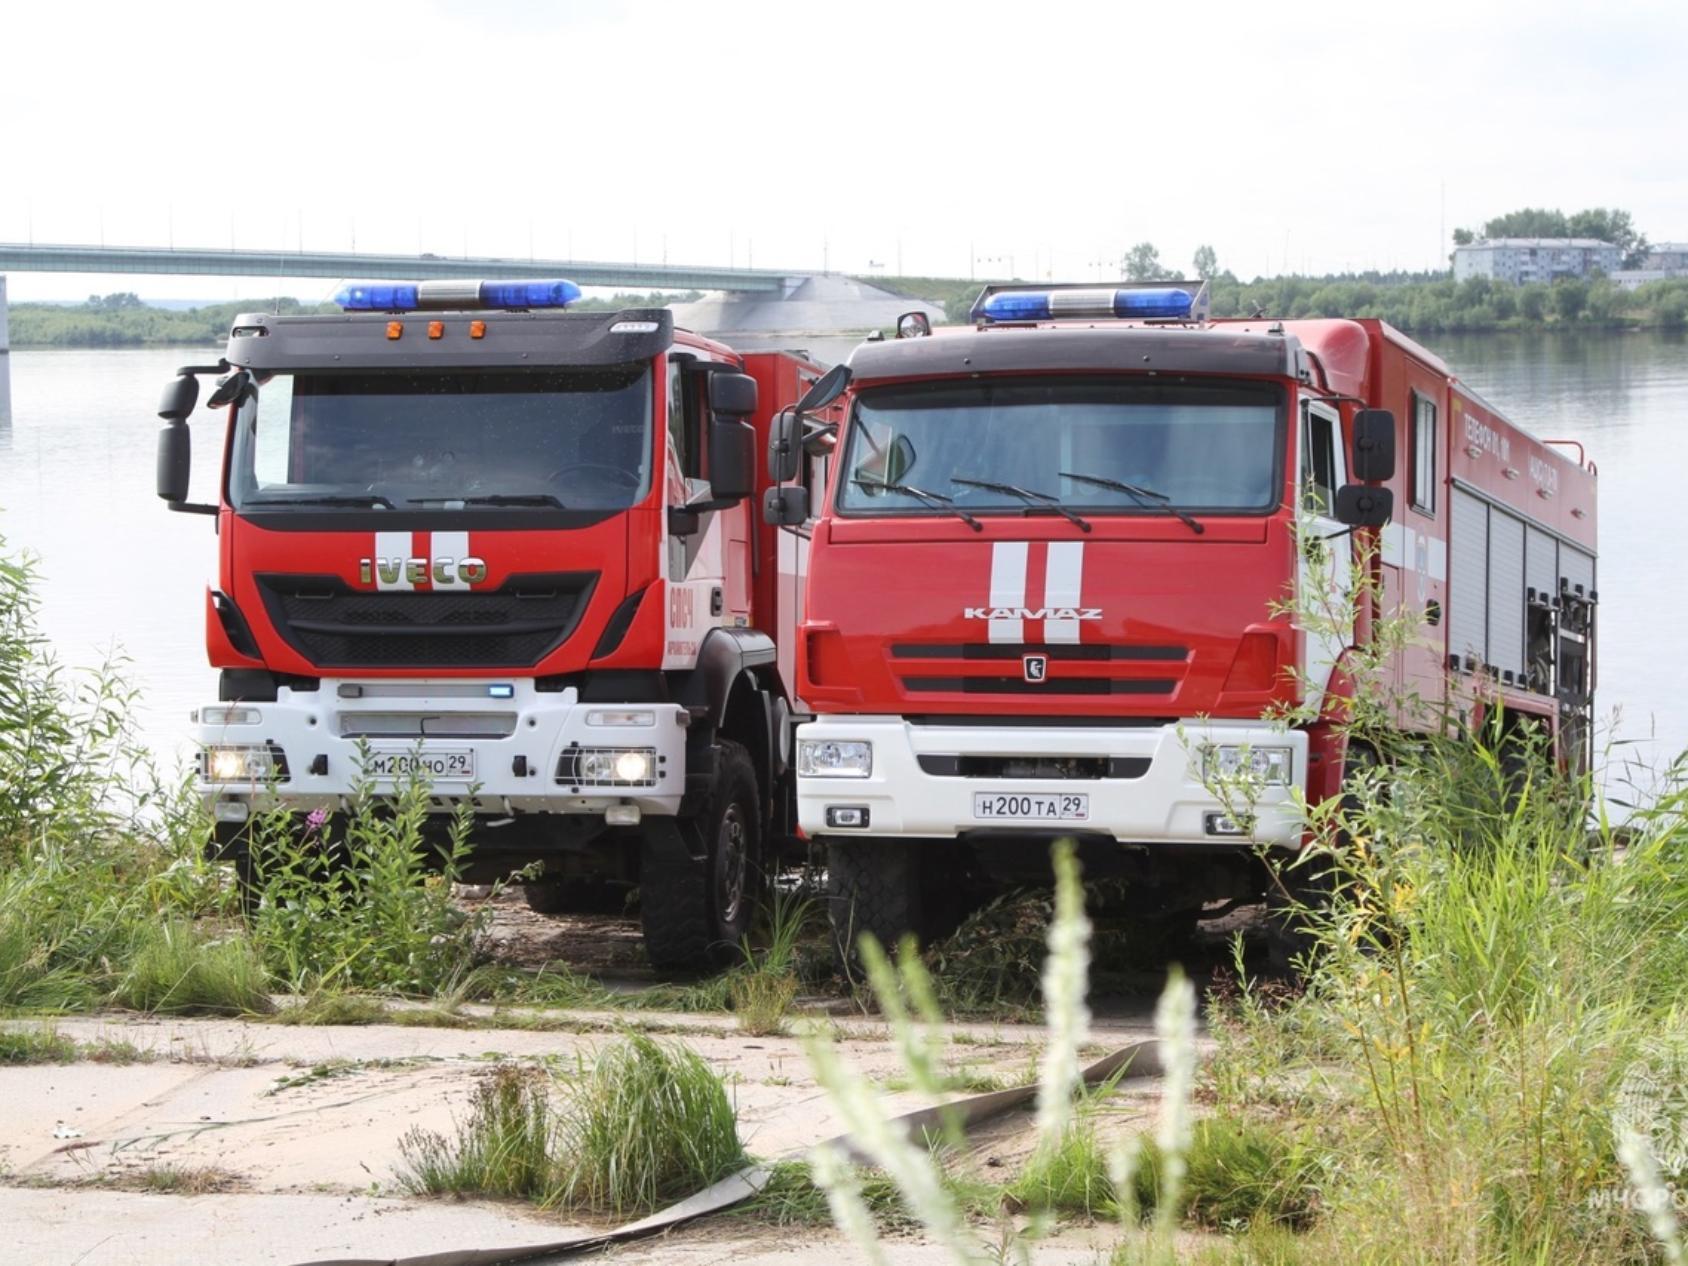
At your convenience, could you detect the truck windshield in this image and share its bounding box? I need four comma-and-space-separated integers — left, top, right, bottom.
836, 378, 1284, 519
228, 367, 651, 512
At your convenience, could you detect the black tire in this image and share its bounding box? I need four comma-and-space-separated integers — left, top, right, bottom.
522, 880, 571, 915
641, 740, 761, 970
827, 839, 922, 971
1266, 743, 1374, 977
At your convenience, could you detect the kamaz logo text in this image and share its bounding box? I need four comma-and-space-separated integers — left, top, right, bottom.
359, 556, 487, 586
964, 606, 1101, 621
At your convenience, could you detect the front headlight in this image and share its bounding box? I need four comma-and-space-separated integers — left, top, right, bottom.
1203, 744, 1294, 786
565, 747, 657, 786
798, 739, 873, 778
202, 745, 277, 782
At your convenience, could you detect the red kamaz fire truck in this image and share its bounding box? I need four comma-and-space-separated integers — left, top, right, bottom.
155, 279, 832, 967
764, 283, 1598, 960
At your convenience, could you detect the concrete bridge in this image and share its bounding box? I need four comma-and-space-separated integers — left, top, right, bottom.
0, 242, 794, 293
0, 243, 804, 423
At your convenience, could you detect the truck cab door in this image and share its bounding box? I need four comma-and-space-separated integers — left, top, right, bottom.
662, 355, 743, 668
1298, 400, 1353, 710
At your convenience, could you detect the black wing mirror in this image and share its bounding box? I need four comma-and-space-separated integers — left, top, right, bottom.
763, 485, 810, 527
796, 364, 850, 415
1351, 409, 1396, 482
707, 371, 757, 417
1334, 484, 1394, 528
707, 416, 755, 503
768, 409, 802, 483
157, 374, 199, 422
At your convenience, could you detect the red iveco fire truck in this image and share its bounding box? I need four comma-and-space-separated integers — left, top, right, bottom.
155, 279, 833, 967
765, 282, 1597, 961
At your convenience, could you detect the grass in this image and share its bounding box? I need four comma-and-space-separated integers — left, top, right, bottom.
399, 1035, 746, 1217
399, 1064, 560, 1201
134, 1164, 239, 1195
549, 1032, 746, 1214
110, 919, 272, 1015
1132, 1118, 1327, 1230
1010, 1118, 1118, 1217
0, 1024, 77, 1064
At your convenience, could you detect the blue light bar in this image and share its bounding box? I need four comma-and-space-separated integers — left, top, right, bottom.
333, 278, 582, 312
979, 290, 1053, 321
1110, 287, 1195, 318
477, 279, 582, 309
975, 284, 1201, 324
334, 281, 420, 311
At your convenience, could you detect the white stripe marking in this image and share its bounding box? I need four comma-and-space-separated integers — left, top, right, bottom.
432, 530, 470, 590
988, 541, 1028, 644
374, 531, 413, 591
1042, 541, 1085, 644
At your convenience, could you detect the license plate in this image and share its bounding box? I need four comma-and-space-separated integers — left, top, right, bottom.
972, 792, 1089, 822
365, 748, 475, 780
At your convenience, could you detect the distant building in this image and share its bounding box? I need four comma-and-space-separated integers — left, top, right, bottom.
1610, 242, 1688, 291
1644, 242, 1688, 272
1453, 238, 1623, 286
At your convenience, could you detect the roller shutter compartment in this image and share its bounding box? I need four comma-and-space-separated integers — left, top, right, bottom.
1448, 488, 1489, 666
1487, 510, 1526, 678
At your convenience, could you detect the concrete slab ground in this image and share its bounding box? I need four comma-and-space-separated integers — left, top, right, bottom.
1, 1008, 1169, 1266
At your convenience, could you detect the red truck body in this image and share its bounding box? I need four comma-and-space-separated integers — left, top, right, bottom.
788, 288, 1596, 948
160, 295, 834, 965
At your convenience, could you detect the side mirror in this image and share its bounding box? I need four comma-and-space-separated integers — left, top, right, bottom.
1351, 409, 1396, 482
707, 371, 757, 418
157, 374, 199, 422
796, 364, 851, 415
157, 421, 191, 504
763, 485, 810, 527
768, 409, 802, 483
708, 416, 755, 503
1334, 484, 1394, 528
896, 311, 932, 339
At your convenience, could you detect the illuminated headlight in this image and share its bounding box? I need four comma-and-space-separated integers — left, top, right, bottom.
1203, 744, 1294, 786
200, 706, 262, 726
203, 745, 278, 782
798, 740, 873, 778
586, 709, 656, 727
562, 747, 657, 786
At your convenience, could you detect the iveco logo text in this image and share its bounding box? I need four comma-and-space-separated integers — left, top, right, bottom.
964, 606, 1102, 622
359, 557, 487, 586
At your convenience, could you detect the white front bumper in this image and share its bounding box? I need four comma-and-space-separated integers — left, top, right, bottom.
195, 679, 689, 816
795, 716, 1307, 846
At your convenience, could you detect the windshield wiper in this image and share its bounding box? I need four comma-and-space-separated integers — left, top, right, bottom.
951, 476, 1092, 533
407, 494, 568, 509
852, 477, 983, 531
1059, 472, 1205, 535
248, 494, 395, 509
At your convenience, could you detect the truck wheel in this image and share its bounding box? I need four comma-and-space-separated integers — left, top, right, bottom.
827, 839, 922, 971
641, 740, 761, 970
522, 879, 571, 915
1266, 743, 1373, 977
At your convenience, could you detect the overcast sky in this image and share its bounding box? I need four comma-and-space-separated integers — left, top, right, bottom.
4, 0, 1684, 302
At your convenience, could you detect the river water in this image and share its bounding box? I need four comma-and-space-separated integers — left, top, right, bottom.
1, 333, 1683, 790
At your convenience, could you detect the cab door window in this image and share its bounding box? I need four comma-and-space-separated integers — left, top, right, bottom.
1300, 403, 1339, 515
1411, 391, 1437, 514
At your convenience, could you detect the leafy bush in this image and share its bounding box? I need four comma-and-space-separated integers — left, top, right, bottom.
246, 770, 486, 996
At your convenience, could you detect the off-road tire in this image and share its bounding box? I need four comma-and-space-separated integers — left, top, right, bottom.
641, 739, 761, 970
521, 879, 571, 915
1266, 743, 1374, 977
827, 838, 923, 972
